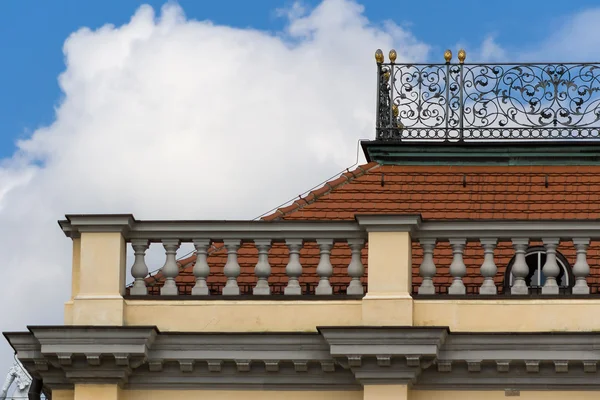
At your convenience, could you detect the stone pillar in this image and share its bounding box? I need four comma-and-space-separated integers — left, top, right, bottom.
357, 215, 420, 326
68, 215, 132, 326
572, 238, 591, 295
160, 239, 181, 296
253, 239, 272, 295
64, 237, 81, 324
284, 239, 303, 295
511, 238, 529, 295
363, 384, 408, 400
71, 237, 81, 299
418, 239, 436, 295
362, 231, 413, 325
129, 239, 149, 296
74, 384, 122, 400
192, 239, 211, 295
479, 238, 498, 295
315, 239, 334, 295
448, 238, 467, 295
541, 238, 560, 295
347, 239, 366, 295
222, 240, 241, 295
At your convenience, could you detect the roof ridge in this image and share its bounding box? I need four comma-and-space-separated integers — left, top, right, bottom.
134, 162, 382, 288
261, 161, 380, 221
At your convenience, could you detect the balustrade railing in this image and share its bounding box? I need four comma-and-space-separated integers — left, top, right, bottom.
59, 216, 600, 299
412, 220, 600, 296
375, 49, 600, 141
121, 220, 367, 297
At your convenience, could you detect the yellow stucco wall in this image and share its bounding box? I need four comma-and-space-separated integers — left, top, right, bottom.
78, 232, 126, 295
367, 232, 412, 294
62, 387, 600, 400
123, 390, 362, 400
362, 231, 413, 325
74, 384, 122, 400
51, 390, 75, 400
414, 299, 600, 332
412, 391, 600, 400
70, 237, 81, 300
121, 297, 600, 332
67, 232, 127, 325
364, 385, 408, 400
125, 299, 362, 331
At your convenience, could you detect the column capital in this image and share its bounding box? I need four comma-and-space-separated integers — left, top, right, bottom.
573, 237, 591, 246
511, 238, 529, 247
355, 214, 421, 233
59, 214, 135, 239
542, 237, 560, 246
253, 238, 272, 248
480, 238, 498, 247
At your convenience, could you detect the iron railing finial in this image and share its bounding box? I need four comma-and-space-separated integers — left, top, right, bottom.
389, 49, 397, 63
444, 49, 452, 63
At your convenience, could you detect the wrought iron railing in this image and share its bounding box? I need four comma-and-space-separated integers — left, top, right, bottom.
375, 49, 600, 141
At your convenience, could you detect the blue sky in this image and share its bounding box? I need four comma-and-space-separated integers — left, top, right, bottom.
0, 0, 599, 158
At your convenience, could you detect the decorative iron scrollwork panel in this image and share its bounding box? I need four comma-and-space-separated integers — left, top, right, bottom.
376, 62, 600, 141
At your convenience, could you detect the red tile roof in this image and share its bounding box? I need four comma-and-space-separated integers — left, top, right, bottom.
140, 163, 600, 295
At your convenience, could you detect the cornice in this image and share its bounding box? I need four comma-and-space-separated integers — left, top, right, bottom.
6, 327, 600, 391
319, 327, 448, 385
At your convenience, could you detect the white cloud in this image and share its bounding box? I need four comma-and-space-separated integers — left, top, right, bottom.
525, 8, 600, 62
476, 35, 507, 63
0, 0, 429, 380
456, 7, 600, 63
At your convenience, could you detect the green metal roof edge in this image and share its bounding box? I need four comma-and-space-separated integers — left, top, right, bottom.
361, 140, 600, 166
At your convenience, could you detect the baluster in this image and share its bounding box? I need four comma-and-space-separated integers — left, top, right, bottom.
284, 239, 303, 295
418, 239, 437, 295
253, 239, 272, 295
315, 239, 334, 295
192, 239, 211, 295
346, 239, 365, 295
479, 238, 498, 295
572, 238, 591, 295
448, 238, 467, 295
222, 240, 241, 295
511, 238, 529, 295
541, 238, 560, 295
130, 239, 150, 295
160, 239, 181, 296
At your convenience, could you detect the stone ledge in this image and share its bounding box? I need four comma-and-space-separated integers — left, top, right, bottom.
6, 326, 600, 392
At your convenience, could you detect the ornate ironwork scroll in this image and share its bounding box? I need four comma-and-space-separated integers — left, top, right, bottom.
376, 62, 600, 141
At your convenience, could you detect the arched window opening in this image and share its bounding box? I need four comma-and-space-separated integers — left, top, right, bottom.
504, 246, 572, 293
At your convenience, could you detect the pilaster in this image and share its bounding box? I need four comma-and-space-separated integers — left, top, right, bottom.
361, 231, 413, 325
363, 385, 408, 400
52, 389, 75, 400
74, 384, 122, 400
356, 214, 420, 326
60, 215, 133, 326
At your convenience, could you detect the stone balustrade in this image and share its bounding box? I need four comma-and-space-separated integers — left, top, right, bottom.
59, 215, 600, 300
412, 220, 600, 296
59, 215, 372, 298
130, 234, 368, 297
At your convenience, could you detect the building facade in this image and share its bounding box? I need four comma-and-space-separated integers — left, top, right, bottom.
6, 50, 600, 400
